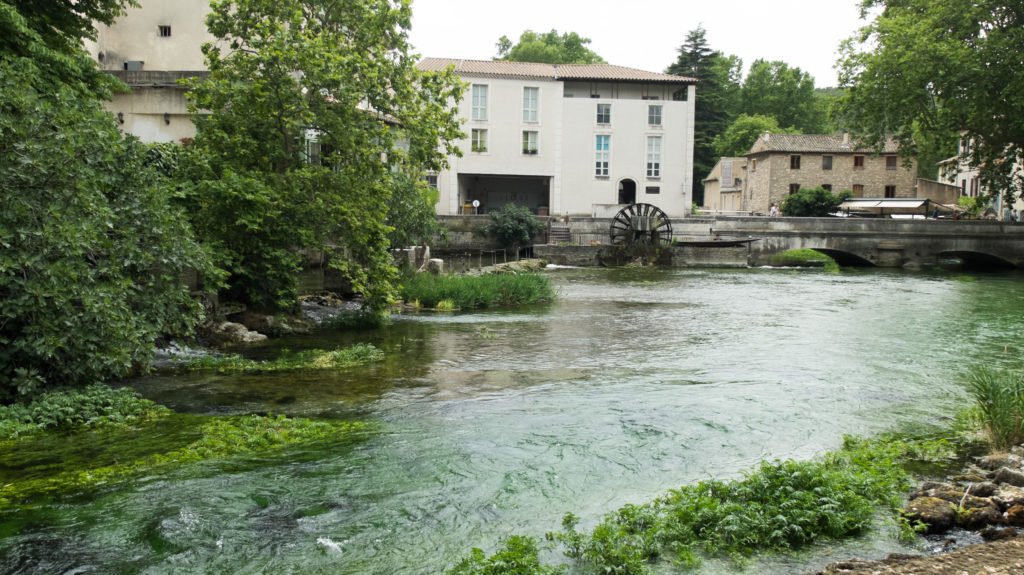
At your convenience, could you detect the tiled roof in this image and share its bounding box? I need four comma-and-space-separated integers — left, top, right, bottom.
748, 133, 901, 154
417, 58, 696, 84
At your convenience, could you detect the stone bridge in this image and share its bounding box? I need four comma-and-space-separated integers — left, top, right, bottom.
677, 216, 1024, 268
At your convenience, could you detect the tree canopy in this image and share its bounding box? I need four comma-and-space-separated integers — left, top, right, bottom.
714, 114, 799, 157
780, 187, 851, 217
183, 0, 463, 312
495, 29, 605, 64
837, 0, 1024, 202
740, 60, 828, 133
666, 25, 742, 205
1, 2, 209, 399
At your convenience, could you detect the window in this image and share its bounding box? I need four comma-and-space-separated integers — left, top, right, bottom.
646, 136, 662, 178
595, 135, 610, 177
884, 185, 896, 198
822, 184, 833, 192
648, 105, 662, 126
751, 159, 757, 172
789, 183, 801, 194
645, 186, 661, 194
424, 174, 438, 189
522, 131, 538, 155
886, 155, 898, 170
471, 128, 488, 153
522, 87, 539, 123
854, 155, 865, 169
471, 84, 488, 121
852, 184, 864, 197
822, 155, 833, 170
790, 155, 801, 169
158, 25, 172, 37
596, 103, 611, 124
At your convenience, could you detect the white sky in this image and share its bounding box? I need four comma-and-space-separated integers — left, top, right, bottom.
408, 0, 869, 88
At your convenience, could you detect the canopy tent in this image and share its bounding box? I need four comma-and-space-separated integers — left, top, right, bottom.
837, 198, 956, 218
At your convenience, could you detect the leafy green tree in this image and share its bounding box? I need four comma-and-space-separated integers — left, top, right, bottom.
666, 25, 742, 205
387, 172, 442, 249
837, 0, 1024, 203
183, 0, 464, 312
740, 60, 828, 133
495, 29, 605, 64
713, 114, 799, 157
0, 61, 209, 400
482, 204, 545, 255
781, 187, 851, 217
0, 0, 131, 98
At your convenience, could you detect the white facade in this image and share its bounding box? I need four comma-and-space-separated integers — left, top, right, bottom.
83, 0, 215, 142
420, 59, 696, 218
940, 136, 1024, 217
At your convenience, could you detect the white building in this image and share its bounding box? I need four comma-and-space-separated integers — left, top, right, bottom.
416, 59, 697, 218
83, 0, 214, 142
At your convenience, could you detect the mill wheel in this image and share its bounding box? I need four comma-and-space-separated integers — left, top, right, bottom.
609, 203, 673, 246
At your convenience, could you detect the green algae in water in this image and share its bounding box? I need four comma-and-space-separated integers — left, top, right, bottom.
181, 343, 385, 374
0, 414, 370, 509
771, 249, 840, 272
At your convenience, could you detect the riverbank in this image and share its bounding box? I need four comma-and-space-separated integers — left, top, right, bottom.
816, 538, 1024, 574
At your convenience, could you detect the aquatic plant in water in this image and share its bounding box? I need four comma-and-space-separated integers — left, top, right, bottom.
400, 272, 555, 310
0, 414, 368, 508
770, 249, 840, 272
182, 343, 385, 373
965, 367, 1024, 450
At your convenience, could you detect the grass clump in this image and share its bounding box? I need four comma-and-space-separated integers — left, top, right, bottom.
183, 343, 384, 373
0, 385, 169, 440
0, 414, 368, 508
964, 366, 1024, 450
400, 272, 555, 310
770, 249, 839, 272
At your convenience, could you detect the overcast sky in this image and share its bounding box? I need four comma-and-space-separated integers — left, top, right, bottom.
408, 0, 870, 88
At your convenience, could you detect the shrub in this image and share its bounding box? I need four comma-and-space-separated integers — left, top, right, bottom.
780, 187, 851, 217
482, 204, 545, 253
0, 62, 209, 400
400, 273, 555, 310
965, 367, 1024, 450
0, 385, 168, 440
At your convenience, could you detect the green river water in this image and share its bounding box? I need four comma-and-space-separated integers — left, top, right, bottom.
3, 266, 1024, 574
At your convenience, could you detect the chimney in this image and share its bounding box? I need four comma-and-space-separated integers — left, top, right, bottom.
842, 132, 850, 148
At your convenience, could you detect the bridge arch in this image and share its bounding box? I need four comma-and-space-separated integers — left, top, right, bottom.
936, 250, 1018, 269
809, 248, 876, 267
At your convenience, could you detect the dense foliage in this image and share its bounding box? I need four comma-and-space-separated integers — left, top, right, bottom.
0, 56, 209, 399
495, 29, 604, 64
449, 536, 564, 575
781, 187, 851, 217
713, 114, 799, 157
481, 204, 545, 253
739, 60, 829, 133
0, 385, 167, 440
387, 172, 443, 249
838, 0, 1024, 204
401, 272, 555, 310
183, 0, 463, 313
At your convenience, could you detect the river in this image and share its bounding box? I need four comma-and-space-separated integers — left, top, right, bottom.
3, 266, 1024, 574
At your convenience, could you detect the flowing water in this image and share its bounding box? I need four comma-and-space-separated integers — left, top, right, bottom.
3, 267, 1024, 575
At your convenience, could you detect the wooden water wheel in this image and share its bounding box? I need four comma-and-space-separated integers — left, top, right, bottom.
609, 203, 673, 246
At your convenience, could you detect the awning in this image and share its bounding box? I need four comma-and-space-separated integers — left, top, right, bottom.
839, 199, 929, 210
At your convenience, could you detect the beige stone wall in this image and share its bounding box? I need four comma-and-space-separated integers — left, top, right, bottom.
745, 152, 917, 213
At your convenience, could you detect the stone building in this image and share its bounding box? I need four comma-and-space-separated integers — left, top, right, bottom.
704, 133, 918, 214
416, 58, 697, 218
702, 157, 746, 213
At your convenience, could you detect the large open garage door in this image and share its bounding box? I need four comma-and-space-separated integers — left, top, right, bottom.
458, 174, 552, 215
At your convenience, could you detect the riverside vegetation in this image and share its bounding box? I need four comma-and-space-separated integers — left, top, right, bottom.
400, 271, 556, 311
448, 366, 1024, 574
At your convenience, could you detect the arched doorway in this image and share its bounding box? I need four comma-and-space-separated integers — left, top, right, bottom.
618, 178, 637, 205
